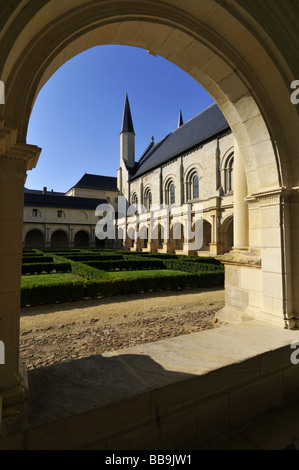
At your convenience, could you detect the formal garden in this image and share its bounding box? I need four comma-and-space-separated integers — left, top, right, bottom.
21, 249, 225, 307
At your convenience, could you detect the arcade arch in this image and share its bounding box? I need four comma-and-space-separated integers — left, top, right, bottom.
24, 229, 44, 249
1, 1, 299, 420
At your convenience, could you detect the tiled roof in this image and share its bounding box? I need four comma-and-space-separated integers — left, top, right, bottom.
24, 192, 107, 210
130, 103, 230, 180
70, 174, 118, 192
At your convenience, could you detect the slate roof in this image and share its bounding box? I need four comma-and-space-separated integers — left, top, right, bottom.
121, 94, 135, 134
24, 192, 107, 210
70, 174, 118, 192
130, 103, 230, 180
24, 188, 65, 196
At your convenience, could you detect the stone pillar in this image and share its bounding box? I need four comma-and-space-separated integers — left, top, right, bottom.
90, 227, 96, 248
68, 227, 74, 248
216, 139, 258, 324
0, 139, 41, 433
182, 204, 195, 255
209, 209, 223, 255
233, 139, 249, 250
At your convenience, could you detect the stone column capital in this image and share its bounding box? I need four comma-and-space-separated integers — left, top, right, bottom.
0, 127, 41, 172
2, 143, 41, 173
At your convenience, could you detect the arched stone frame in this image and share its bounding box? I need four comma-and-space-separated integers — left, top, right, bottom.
127, 225, 136, 249
171, 221, 184, 251
73, 229, 90, 248
57, 209, 66, 220
31, 208, 42, 219
23, 228, 45, 249
143, 186, 152, 211
164, 177, 176, 206
220, 149, 234, 195
220, 214, 234, 254
153, 223, 164, 250
200, 218, 213, 252
50, 229, 69, 248
184, 165, 202, 202
1, 1, 299, 421
79, 211, 88, 221
139, 224, 149, 250
131, 191, 138, 206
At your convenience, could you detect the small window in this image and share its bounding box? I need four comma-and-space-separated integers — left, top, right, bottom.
131, 193, 138, 205
115, 197, 118, 204
57, 210, 64, 218
192, 174, 199, 199
144, 189, 152, 211
32, 209, 38, 217
170, 183, 175, 205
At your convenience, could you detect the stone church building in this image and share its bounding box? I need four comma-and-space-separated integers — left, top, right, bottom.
23, 95, 234, 255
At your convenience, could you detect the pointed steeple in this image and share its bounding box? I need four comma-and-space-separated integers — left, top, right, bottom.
178, 110, 184, 128
121, 94, 135, 135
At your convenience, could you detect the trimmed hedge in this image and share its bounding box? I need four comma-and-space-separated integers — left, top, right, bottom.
70, 261, 107, 280
21, 269, 224, 306
162, 259, 224, 273
22, 262, 72, 275
64, 254, 124, 262
85, 259, 166, 271
22, 253, 45, 258
21, 281, 86, 307
22, 256, 54, 264
20, 249, 225, 307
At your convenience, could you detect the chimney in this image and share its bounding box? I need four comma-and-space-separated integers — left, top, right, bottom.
43, 187, 47, 194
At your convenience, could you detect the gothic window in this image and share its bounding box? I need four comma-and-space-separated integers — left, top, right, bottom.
192, 174, 199, 199
144, 188, 152, 210
223, 154, 234, 194
164, 179, 176, 205
186, 170, 199, 201
131, 192, 138, 205
170, 183, 175, 205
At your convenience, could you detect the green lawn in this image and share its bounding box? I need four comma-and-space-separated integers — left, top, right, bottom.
104, 269, 193, 280
21, 273, 84, 288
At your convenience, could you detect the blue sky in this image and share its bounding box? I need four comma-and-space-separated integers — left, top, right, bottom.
26, 45, 214, 193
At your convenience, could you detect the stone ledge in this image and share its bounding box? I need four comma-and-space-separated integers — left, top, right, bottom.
216, 249, 261, 268
2, 321, 299, 449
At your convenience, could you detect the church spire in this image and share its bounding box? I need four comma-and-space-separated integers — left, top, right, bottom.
120, 94, 135, 168
178, 110, 184, 128
121, 94, 135, 135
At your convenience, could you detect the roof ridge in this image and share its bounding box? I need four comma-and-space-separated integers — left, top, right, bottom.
138, 137, 155, 163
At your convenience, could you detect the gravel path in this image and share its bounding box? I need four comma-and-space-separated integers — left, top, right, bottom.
20, 287, 225, 370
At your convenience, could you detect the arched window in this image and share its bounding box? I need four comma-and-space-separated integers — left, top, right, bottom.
170, 183, 175, 205
131, 192, 138, 205
164, 179, 175, 205
144, 188, 152, 211
185, 170, 199, 201
226, 156, 234, 193
32, 208, 41, 218
192, 174, 199, 199
221, 153, 234, 194
57, 210, 65, 219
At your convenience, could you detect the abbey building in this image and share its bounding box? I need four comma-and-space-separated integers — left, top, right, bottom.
23, 95, 234, 255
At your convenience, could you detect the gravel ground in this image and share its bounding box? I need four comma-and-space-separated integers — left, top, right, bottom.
20, 287, 225, 370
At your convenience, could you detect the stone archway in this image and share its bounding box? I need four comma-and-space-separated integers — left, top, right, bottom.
74, 230, 90, 248
51, 230, 68, 249
1, 0, 299, 423
24, 229, 45, 249
221, 216, 234, 254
